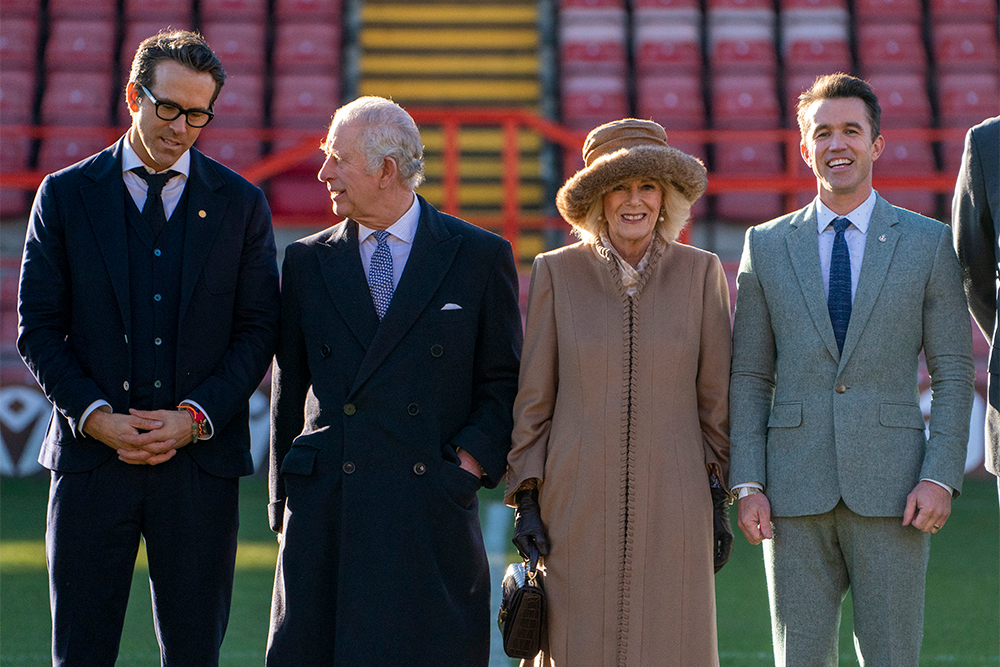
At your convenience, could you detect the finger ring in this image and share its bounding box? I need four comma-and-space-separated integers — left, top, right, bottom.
933, 524, 941, 530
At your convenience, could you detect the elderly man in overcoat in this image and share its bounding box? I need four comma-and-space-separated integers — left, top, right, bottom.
266, 96, 523, 665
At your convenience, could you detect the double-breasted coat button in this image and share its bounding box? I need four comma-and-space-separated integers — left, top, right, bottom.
344, 403, 356, 415
320, 344, 331, 358
154, 380, 161, 388
407, 403, 419, 416
343, 462, 356, 474
835, 384, 848, 394
154, 337, 162, 346
430, 344, 443, 358
123, 381, 130, 391
413, 462, 426, 475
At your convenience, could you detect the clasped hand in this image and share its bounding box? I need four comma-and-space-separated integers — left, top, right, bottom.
83, 407, 195, 466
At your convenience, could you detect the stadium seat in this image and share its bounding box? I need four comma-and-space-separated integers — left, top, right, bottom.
709, 23, 778, 74
267, 173, 336, 218
634, 11, 701, 74
38, 137, 108, 174
200, 0, 267, 21
876, 140, 935, 173
933, 23, 999, 73
560, 7, 627, 75
0, 69, 36, 125
271, 74, 341, 128
45, 20, 116, 72
561, 74, 628, 129
866, 73, 931, 127
274, 23, 342, 73
707, 0, 775, 29
637, 74, 704, 129
711, 74, 780, 129
937, 73, 1000, 124
858, 23, 926, 73
714, 141, 784, 221
47, 0, 115, 19
781, 22, 851, 74
197, 137, 263, 171
124, 0, 193, 21
41, 71, 114, 125
854, 0, 921, 24
274, 0, 342, 21
3, 0, 39, 18
201, 23, 267, 74
780, 0, 847, 9
209, 74, 265, 127
0, 18, 38, 70
929, 0, 998, 22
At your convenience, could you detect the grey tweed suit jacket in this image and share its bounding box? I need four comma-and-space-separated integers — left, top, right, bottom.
730, 194, 975, 518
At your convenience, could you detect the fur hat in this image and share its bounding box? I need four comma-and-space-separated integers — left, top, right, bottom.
556, 119, 708, 227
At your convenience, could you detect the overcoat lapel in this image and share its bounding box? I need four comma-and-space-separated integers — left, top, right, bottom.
81, 141, 131, 339
179, 150, 226, 321
839, 195, 900, 366
785, 203, 842, 360
350, 197, 461, 396
317, 221, 381, 350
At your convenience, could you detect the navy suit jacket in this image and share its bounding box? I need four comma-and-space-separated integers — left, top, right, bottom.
18, 139, 280, 478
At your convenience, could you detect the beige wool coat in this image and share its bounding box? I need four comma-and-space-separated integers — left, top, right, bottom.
506, 239, 732, 667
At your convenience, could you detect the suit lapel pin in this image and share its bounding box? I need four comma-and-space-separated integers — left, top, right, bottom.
198, 210, 207, 218
878, 234, 886, 242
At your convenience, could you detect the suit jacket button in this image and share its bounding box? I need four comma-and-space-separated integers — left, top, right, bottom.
343, 461, 356, 474
430, 344, 443, 357
407, 403, 419, 416
835, 384, 848, 394
413, 462, 426, 475
344, 403, 356, 415
123, 381, 130, 391
320, 344, 331, 358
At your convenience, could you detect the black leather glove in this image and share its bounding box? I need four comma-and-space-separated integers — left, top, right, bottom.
512, 487, 550, 563
711, 485, 734, 573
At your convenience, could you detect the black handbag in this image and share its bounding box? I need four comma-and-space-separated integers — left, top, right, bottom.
497, 545, 546, 660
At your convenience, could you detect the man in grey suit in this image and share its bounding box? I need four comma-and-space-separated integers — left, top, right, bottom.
952, 116, 1000, 502
730, 73, 975, 665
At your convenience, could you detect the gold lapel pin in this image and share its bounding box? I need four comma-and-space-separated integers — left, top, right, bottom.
198, 210, 207, 218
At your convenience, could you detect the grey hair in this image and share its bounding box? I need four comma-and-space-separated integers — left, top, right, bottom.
331, 96, 425, 190
572, 180, 692, 245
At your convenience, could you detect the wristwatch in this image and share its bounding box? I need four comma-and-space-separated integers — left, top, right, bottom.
737, 486, 762, 499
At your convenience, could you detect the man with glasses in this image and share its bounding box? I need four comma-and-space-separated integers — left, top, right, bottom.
17, 29, 279, 665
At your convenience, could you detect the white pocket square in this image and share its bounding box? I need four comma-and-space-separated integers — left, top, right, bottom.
441, 303, 462, 311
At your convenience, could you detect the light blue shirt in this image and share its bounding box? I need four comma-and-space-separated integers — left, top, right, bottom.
816, 189, 878, 303
122, 137, 191, 220
358, 194, 420, 289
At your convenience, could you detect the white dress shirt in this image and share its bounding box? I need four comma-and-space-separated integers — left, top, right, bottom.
357, 193, 420, 289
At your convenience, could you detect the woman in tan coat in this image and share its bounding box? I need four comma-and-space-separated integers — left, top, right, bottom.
505, 119, 732, 667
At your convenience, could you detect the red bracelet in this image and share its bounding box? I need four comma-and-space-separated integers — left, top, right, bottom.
177, 404, 208, 443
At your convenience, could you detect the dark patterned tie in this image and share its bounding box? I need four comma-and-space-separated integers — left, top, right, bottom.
368, 230, 394, 320
131, 167, 179, 236
828, 217, 852, 354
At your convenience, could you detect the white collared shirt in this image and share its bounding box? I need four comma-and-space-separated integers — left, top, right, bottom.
122, 137, 190, 220
357, 194, 420, 289
816, 189, 878, 304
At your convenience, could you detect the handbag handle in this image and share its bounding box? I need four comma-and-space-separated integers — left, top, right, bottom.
525, 543, 541, 582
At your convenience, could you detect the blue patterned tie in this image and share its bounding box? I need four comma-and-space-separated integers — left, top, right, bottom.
828, 217, 852, 354
368, 230, 394, 320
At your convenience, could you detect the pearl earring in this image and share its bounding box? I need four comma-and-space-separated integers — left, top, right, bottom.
658, 208, 665, 223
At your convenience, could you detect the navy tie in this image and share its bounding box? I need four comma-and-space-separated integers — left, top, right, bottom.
368, 230, 394, 320
828, 217, 852, 354
131, 167, 179, 236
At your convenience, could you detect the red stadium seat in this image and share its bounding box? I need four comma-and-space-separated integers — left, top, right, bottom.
707, 0, 773, 9
274, 23, 341, 73
781, 23, 851, 74
858, 23, 926, 73
560, 8, 627, 75
709, 23, 778, 73
124, 0, 193, 20
45, 20, 116, 72
937, 73, 1000, 124
0, 69, 36, 124
267, 173, 336, 218
0, 18, 38, 70
210, 74, 265, 127
197, 137, 263, 171
929, 0, 998, 22
47, 0, 115, 19
714, 142, 784, 222
200, 0, 267, 21
637, 74, 704, 129
711, 74, 780, 129
201, 23, 266, 74
41, 71, 114, 125
271, 74, 341, 129
866, 73, 931, 127
634, 19, 702, 74
38, 137, 108, 174
3, 0, 40, 18
780, 0, 846, 8
561, 74, 629, 128
875, 139, 935, 173
274, 0, 342, 21
854, 0, 921, 24
933, 23, 999, 73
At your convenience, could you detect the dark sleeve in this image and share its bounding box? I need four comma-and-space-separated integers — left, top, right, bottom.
449, 240, 523, 488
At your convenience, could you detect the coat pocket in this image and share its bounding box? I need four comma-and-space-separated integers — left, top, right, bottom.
280, 445, 319, 476
767, 402, 802, 428
879, 402, 925, 429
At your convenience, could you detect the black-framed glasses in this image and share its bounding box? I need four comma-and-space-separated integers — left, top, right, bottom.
139, 85, 214, 128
